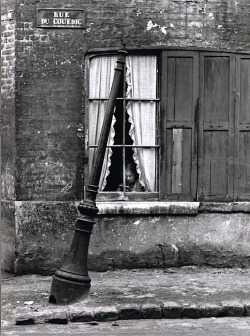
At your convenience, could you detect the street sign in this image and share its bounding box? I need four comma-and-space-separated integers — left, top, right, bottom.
37, 8, 86, 28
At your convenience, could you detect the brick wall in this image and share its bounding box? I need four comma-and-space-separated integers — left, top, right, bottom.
1, 0, 16, 271
1, 2, 16, 200
15, 0, 85, 201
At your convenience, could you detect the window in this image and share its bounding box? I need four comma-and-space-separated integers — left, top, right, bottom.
86, 50, 250, 202
87, 54, 159, 200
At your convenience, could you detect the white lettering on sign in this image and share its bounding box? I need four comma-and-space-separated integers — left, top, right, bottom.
53, 18, 82, 25
37, 9, 85, 28
53, 12, 70, 18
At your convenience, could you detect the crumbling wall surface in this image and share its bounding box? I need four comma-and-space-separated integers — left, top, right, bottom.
15, 0, 86, 201
90, 213, 250, 270
1, 0, 16, 200
80, 0, 250, 51
1, 0, 16, 271
14, 201, 78, 275
14, 202, 250, 274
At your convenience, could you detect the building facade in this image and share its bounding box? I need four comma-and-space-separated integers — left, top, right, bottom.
1, 0, 250, 274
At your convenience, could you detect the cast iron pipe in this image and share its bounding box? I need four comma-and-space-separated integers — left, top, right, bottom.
49, 50, 127, 304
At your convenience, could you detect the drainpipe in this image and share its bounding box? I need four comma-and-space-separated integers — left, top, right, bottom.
49, 50, 127, 304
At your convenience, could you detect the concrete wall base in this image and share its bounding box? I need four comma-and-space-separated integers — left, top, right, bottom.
2, 201, 250, 274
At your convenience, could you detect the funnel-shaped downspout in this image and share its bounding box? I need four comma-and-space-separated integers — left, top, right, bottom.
49, 50, 127, 304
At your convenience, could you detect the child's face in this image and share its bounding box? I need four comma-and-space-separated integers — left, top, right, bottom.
125, 169, 136, 185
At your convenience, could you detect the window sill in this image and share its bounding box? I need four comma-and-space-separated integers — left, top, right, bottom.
199, 202, 250, 213
96, 201, 200, 215
96, 192, 159, 202
95, 201, 250, 215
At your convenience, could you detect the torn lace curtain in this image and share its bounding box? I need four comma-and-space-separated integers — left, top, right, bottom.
88, 55, 157, 191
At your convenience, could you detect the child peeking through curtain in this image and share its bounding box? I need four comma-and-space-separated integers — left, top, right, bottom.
117, 162, 145, 192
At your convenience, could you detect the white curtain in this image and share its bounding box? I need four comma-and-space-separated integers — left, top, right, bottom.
126, 55, 157, 191
88, 56, 117, 190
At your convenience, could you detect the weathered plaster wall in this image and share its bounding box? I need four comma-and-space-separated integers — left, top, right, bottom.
91, 213, 250, 270
14, 201, 78, 274
1, 2, 16, 199
1, 0, 16, 271
13, 201, 250, 274
15, 0, 84, 201
1, 202, 15, 272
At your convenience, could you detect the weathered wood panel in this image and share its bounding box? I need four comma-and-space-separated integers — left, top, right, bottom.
239, 59, 250, 124
175, 58, 193, 122
203, 131, 229, 196
162, 51, 198, 200
204, 57, 229, 123
199, 54, 234, 201
172, 128, 183, 194
238, 132, 250, 195
235, 56, 250, 200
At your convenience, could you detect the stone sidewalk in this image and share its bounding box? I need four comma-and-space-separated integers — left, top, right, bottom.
2, 267, 250, 327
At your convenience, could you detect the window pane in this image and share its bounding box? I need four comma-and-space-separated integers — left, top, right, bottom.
119, 160, 146, 192
103, 147, 123, 191
113, 100, 124, 145
126, 56, 157, 99
89, 147, 113, 191
127, 101, 156, 146
89, 101, 108, 146
106, 148, 157, 192
89, 56, 116, 99
132, 148, 157, 192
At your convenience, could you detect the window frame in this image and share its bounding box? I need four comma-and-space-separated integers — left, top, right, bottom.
85, 51, 161, 201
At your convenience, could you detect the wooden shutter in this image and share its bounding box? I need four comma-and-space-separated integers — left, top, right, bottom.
161, 51, 199, 200
235, 55, 250, 200
198, 53, 235, 201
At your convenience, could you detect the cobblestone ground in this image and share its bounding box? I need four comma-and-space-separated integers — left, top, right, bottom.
2, 318, 250, 336
2, 267, 250, 326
